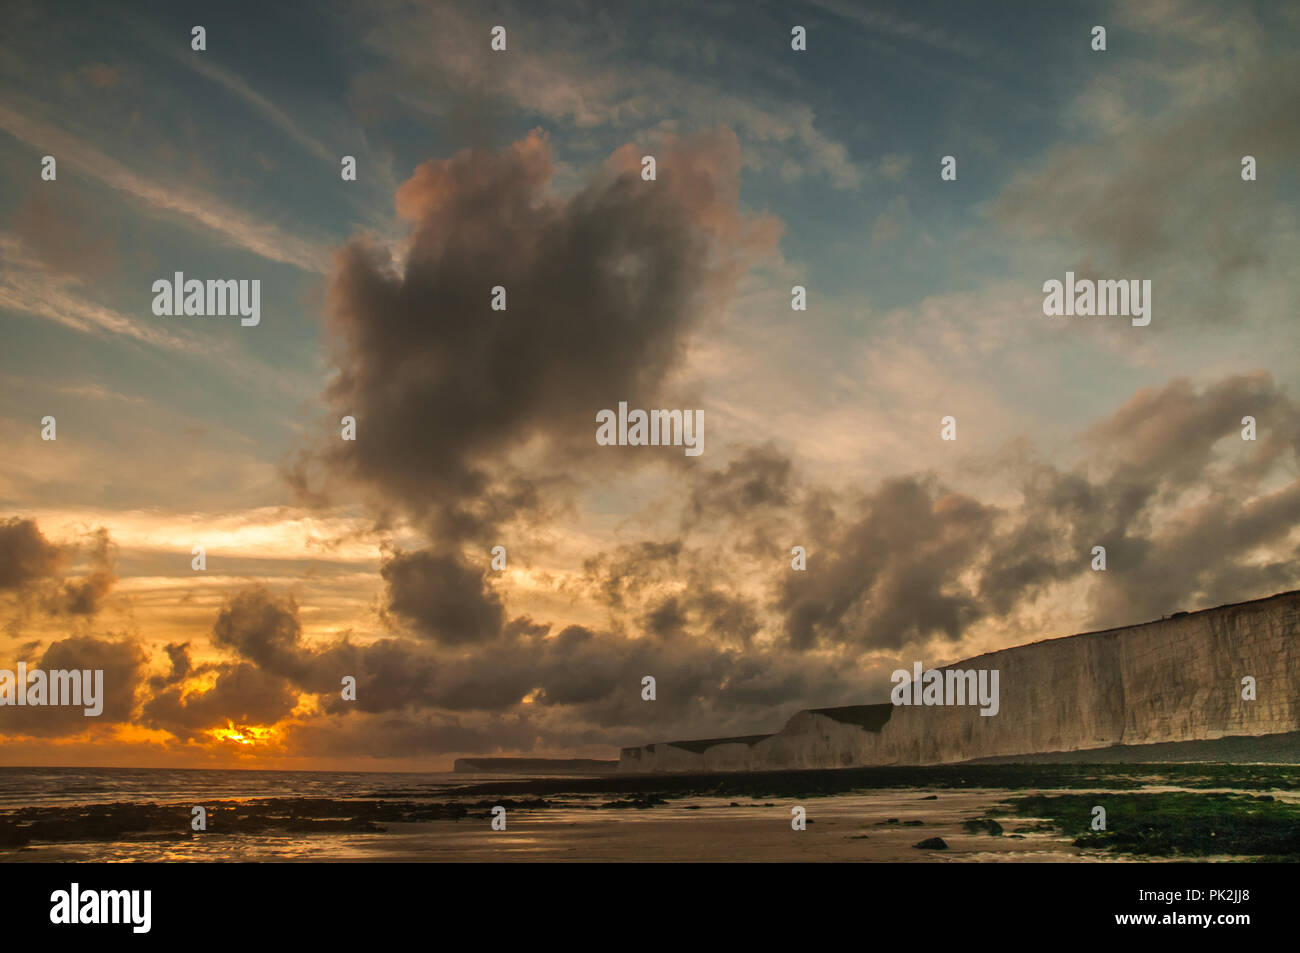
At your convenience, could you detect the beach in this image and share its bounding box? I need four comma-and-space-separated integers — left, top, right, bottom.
3, 763, 1296, 862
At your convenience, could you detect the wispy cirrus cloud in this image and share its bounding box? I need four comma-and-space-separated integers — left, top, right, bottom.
355, 0, 864, 189
0, 233, 196, 351
0, 100, 332, 272
164, 51, 336, 164
807, 0, 984, 57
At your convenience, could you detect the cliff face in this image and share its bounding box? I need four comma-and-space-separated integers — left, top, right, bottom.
619, 591, 1300, 773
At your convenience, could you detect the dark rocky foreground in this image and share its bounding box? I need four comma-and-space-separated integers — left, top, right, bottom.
0, 798, 466, 847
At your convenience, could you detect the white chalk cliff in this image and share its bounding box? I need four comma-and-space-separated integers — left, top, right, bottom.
619, 590, 1300, 772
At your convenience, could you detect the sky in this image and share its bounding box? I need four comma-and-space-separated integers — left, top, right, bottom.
0, 0, 1297, 770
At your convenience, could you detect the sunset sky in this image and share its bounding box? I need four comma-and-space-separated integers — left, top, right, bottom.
1, 0, 1298, 770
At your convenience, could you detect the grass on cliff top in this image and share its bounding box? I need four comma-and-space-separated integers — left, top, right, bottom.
987, 792, 1300, 860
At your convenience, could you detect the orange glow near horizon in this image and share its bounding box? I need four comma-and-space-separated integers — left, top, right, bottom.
207, 721, 279, 747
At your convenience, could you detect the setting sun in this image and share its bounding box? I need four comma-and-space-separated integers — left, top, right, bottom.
207, 721, 279, 747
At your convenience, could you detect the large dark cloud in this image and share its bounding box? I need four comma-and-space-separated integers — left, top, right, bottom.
259, 130, 863, 752
282, 128, 781, 667
300, 127, 778, 543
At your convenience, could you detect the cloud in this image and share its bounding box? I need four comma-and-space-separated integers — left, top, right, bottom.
808, 1, 984, 58
778, 476, 997, 651
1074, 373, 1300, 625
9, 188, 119, 282
52, 526, 117, 616
148, 642, 193, 690
0, 517, 64, 592
0, 633, 146, 735
38, 364, 1297, 758
581, 540, 683, 612
297, 125, 778, 560
170, 52, 335, 164
993, 73, 1297, 272
288, 361, 1298, 752
0, 234, 196, 352
142, 659, 299, 740
381, 549, 505, 646
778, 372, 1300, 649
211, 586, 310, 673
0, 517, 117, 616
355, 0, 862, 188
687, 443, 794, 521
193, 581, 874, 754
1083, 372, 1294, 487
992, 7, 1299, 317
0, 101, 331, 273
